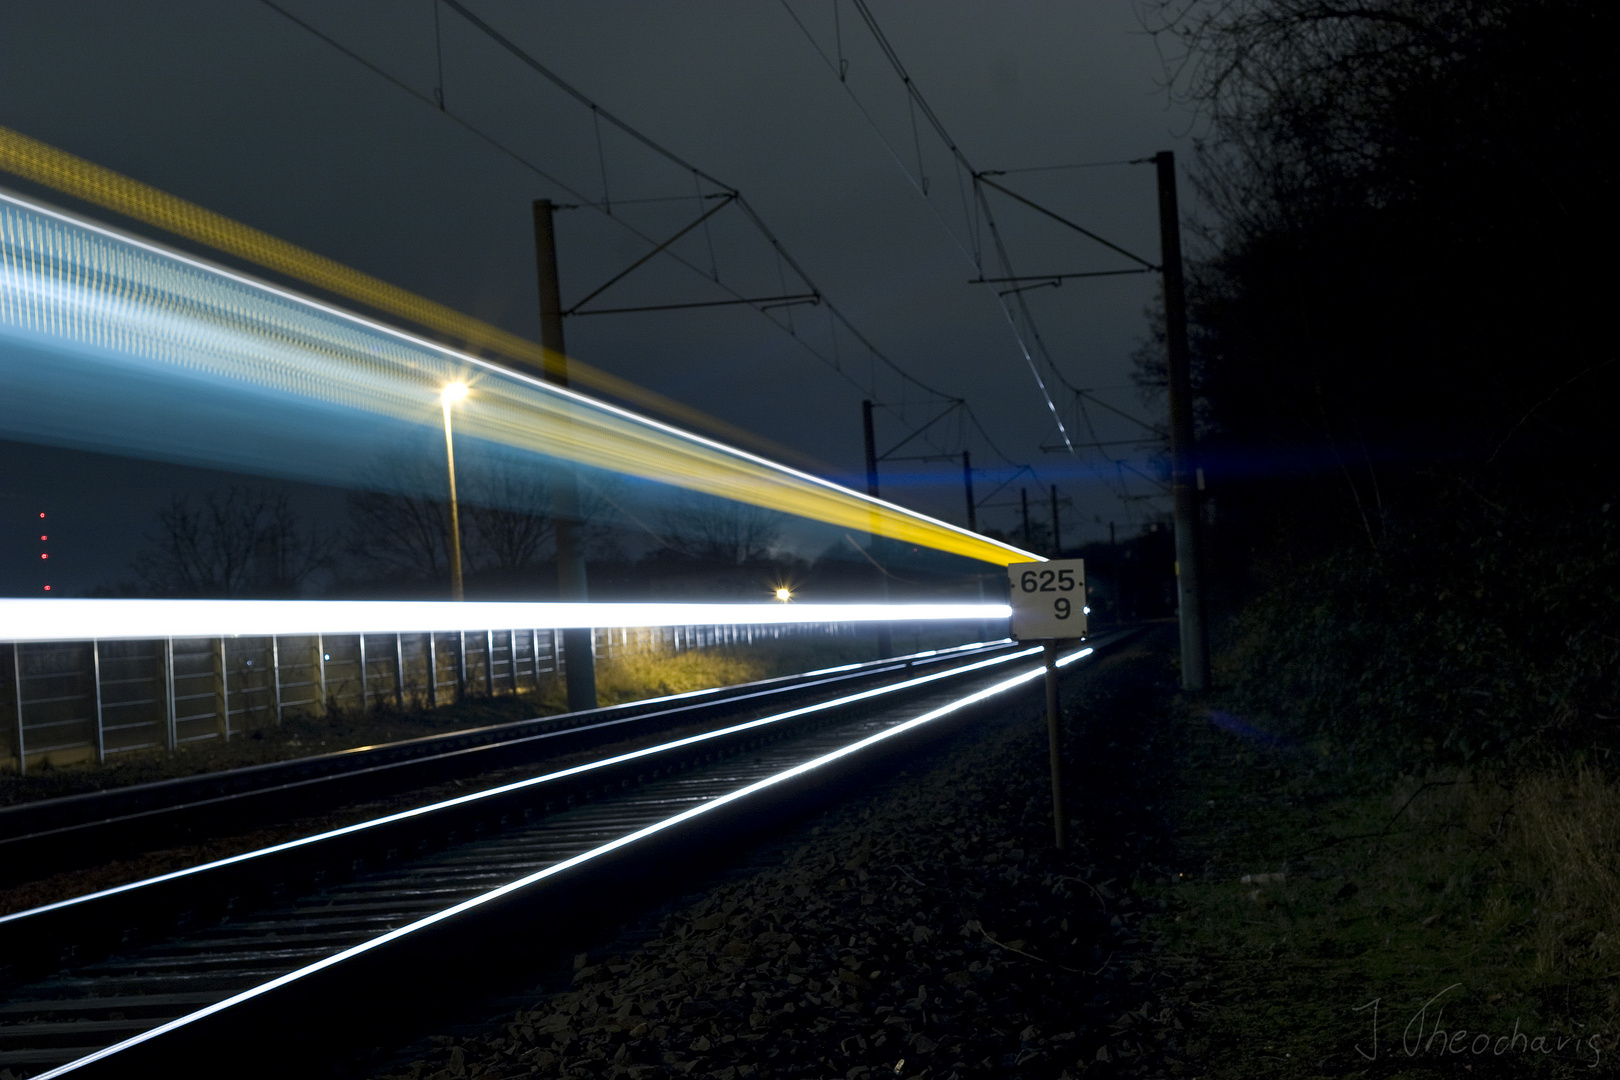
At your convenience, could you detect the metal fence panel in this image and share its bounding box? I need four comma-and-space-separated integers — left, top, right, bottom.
2, 620, 877, 771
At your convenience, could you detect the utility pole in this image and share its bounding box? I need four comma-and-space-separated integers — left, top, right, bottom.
1155, 151, 1210, 692
1021, 487, 1032, 549
862, 400, 880, 499
860, 400, 892, 657
534, 198, 598, 712
962, 450, 976, 531
1050, 485, 1062, 555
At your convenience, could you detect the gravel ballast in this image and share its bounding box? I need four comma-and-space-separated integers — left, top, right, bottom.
372, 632, 1202, 1080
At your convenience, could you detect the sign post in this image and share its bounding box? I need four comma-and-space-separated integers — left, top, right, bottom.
1008, 558, 1087, 851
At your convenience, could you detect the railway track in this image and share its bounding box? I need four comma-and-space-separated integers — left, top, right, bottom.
0, 641, 1015, 886
0, 632, 1126, 1078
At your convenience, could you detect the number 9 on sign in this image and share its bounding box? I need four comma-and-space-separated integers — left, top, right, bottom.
1007, 557, 1087, 640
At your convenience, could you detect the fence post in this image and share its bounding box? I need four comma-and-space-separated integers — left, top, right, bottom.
427, 633, 439, 709
394, 633, 405, 710
91, 640, 105, 764
316, 634, 328, 715
163, 637, 178, 751
12, 643, 24, 776
457, 631, 467, 701
271, 635, 283, 724
217, 636, 231, 741
357, 634, 368, 716
531, 628, 541, 692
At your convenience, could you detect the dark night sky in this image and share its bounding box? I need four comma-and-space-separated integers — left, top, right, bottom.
0, 1, 1196, 595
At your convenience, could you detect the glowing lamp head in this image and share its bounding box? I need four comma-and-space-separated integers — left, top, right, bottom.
440, 381, 469, 405
774, 587, 793, 603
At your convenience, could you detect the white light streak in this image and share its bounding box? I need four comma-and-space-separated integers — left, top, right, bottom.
0, 598, 1011, 644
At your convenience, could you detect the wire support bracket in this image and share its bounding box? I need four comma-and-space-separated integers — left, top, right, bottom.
569, 293, 820, 317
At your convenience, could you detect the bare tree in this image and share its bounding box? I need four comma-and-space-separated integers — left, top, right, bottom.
348, 483, 451, 581
132, 486, 330, 597
463, 463, 554, 573
659, 494, 781, 565
350, 455, 560, 585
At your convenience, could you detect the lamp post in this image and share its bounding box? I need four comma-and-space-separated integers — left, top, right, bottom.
440, 381, 468, 601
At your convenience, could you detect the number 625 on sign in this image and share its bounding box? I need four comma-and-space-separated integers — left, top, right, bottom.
1007, 557, 1087, 639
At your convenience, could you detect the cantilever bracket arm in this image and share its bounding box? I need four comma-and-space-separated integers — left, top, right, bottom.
563, 194, 735, 316
571, 293, 818, 317
877, 400, 964, 461
999, 279, 1061, 297
975, 464, 1037, 508
969, 268, 1154, 285
974, 173, 1158, 271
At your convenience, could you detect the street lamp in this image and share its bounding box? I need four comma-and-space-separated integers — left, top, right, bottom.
441, 381, 468, 601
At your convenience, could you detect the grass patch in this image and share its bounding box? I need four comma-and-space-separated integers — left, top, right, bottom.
1218, 499, 1620, 769
535, 635, 896, 710
1146, 714, 1620, 1075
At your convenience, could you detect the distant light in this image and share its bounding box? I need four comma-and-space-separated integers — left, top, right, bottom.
38, 512, 45, 519
440, 381, 469, 405
1082, 605, 1091, 614
774, 587, 793, 603
40, 535, 47, 542
40, 553, 47, 560
42, 585, 50, 592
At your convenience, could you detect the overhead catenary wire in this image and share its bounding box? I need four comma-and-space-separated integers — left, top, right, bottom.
785, 0, 1173, 520
430, 0, 1055, 494
424, 1, 979, 427
253, 0, 978, 476
251, 0, 1055, 531
789, 0, 1089, 459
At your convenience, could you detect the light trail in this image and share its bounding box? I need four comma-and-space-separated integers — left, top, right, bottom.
0, 123, 798, 468
0, 598, 1011, 643
28, 640, 1096, 1079
1, 643, 1041, 928
0, 146, 1041, 567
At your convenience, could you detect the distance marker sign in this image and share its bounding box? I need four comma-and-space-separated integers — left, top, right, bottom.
1007, 558, 1087, 639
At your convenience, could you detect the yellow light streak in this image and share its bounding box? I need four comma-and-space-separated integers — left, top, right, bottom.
0, 123, 818, 470
0, 127, 1042, 567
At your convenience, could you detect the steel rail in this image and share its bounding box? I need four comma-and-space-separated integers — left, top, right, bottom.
0, 631, 1132, 1077
0, 641, 1014, 884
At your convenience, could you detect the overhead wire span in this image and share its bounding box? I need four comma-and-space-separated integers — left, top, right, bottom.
793, 0, 1082, 456
784, 0, 1172, 514
248, 0, 920, 466
389, 0, 977, 456
241, 1, 1034, 514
